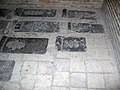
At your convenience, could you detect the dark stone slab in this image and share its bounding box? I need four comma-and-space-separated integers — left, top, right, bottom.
0, 36, 48, 54
68, 22, 104, 33
56, 36, 87, 52
14, 21, 60, 32
0, 60, 15, 81
0, 9, 11, 17
0, 21, 9, 33
14, 8, 57, 17
14, 7, 24, 16
68, 10, 96, 19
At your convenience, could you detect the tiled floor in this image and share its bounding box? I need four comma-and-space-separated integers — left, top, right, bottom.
0, 5, 120, 90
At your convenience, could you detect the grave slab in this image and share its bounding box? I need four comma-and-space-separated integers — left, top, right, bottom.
0, 36, 48, 54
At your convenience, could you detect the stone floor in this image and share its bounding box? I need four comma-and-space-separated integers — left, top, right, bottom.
0, 5, 120, 90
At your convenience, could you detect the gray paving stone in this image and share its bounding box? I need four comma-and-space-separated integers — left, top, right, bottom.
104, 74, 120, 89
87, 74, 105, 88
35, 75, 52, 90
0, 60, 15, 81
70, 59, 86, 72
54, 59, 69, 72
53, 72, 69, 87
2, 83, 20, 90
20, 75, 36, 90
70, 88, 87, 90
70, 73, 86, 88
52, 87, 69, 90
21, 61, 38, 74
37, 61, 53, 75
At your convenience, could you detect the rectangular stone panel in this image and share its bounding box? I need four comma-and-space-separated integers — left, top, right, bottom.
68, 22, 104, 33
0, 60, 15, 81
56, 36, 87, 52
14, 8, 57, 17
0, 21, 10, 34
67, 10, 96, 19
0, 36, 48, 54
14, 21, 60, 32
0, 9, 11, 17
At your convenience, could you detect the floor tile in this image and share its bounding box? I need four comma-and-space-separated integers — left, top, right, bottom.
70, 88, 87, 90
101, 61, 118, 73
87, 74, 105, 88
70, 59, 86, 72
20, 75, 36, 90
52, 87, 69, 90
54, 59, 69, 72
21, 61, 38, 74
104, 74, 120, 89
70, 73, 86, 88
35, 75, 52, 90
37, 61, 53, 75
3, 83, 20, 90
53, 72, 69, 87
86, 60, 102, 72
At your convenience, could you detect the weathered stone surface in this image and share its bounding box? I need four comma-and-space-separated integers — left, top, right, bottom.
0, 36, 48, 54
56, 36, 87, 52
68, 10, 96, 19
14, 21, 60, 32
14, 8, 57, 17
0, 21, 9, 34
0, 9, 11, 17
68, 22, 104, 33
0, 60, 15, 81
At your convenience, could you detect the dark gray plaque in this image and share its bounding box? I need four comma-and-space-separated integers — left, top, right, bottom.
0, 60, 15, 81
14, 21, 60, 32
14, 8, 57, 17
0, 9, 11, 17
56, 36, 87, 52
0, 36, 48, 54
68, 10, 96, 19
68, 22, 104, 33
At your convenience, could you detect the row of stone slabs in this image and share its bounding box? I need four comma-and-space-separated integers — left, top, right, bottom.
0, 8, 96, 19
14, 21, 104, 33
0, 36, 87, 54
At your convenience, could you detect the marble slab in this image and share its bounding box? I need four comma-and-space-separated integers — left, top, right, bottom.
14, 21, 60, 32
56, 36, 87, 52
0, 36, 48, 54
0, 9, 11, 17
68, 22, 104, 33
0, 21, 9, 34
68, 10, 96, 19
14, 8, 57, 17
0, 60, 15, 81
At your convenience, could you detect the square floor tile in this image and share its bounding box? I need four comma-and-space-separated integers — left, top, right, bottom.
21, 61, 38, 74
70, 59, 86, 72
85, 60, 102, 72
87, 74, 105, 88
70, 88, 87, 90
12, 61, 24, 74
35, 75, 52, 90
53, 72, 69, 87
0, 60, 15, 81
52, 87, 69, 90
54, 59, 69, 72
71, 73, 86, 88
3, 83, 20, 90
20, 75, 36, 89
101, 61, 118, 73
104, 74, 120, 88
37, 61, 53, 75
